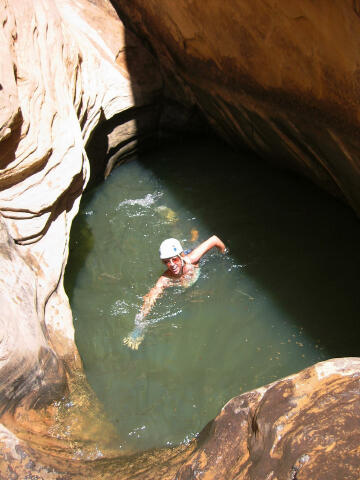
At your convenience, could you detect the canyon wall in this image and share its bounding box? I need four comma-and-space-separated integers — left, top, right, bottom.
115, 0, 360, 216
0, 0, 171, 457
0, 0, 164, 410
1, 0, 360, 478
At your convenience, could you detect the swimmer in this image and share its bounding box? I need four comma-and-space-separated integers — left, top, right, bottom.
123, 235, 226, 350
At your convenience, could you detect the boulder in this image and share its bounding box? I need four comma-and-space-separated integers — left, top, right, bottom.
176, 357, 360, 480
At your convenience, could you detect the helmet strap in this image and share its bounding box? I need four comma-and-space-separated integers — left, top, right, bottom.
178, 254, 184, 274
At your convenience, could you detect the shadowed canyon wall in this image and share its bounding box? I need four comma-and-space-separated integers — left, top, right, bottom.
1, 0, 360, 478
115, 0, 360, 216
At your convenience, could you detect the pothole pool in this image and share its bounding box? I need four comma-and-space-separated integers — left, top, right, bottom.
65, 137, 360, 452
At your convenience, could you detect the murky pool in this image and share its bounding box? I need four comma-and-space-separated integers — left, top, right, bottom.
65, 138, 360, 452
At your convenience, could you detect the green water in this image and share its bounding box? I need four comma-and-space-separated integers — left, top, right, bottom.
65, 138, 360, 452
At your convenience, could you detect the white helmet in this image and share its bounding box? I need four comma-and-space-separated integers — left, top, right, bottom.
159, 238, 183, 259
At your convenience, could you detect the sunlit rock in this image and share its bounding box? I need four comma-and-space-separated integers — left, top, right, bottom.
176, 357, 360, 479
0, 0, 163, 453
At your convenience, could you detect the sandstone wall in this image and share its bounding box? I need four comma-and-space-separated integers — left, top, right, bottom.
0, 0, 163, 412
115, 0, 360, 216
1, 357, 360, 479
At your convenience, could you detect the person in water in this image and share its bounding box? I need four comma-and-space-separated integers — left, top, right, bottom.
123, 235, 226, 350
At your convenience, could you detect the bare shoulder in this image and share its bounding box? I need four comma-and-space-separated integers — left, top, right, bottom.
156, 273, 173, 288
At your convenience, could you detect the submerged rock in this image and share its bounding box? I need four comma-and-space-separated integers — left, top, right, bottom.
156, 205, 179, 223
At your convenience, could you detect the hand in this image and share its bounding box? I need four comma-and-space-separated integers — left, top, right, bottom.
123, 333, 144, 350
123, 324, 145, 350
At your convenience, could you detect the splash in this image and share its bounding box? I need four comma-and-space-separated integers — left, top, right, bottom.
116, 192, 163, 210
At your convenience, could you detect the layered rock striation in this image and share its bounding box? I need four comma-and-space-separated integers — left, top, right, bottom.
0, 0, 164, 412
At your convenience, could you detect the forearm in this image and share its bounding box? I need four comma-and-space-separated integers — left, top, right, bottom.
187, 235, 226, 263
211, 235, 226, 253
139, 279, 168, 319
140, 289, 160, 317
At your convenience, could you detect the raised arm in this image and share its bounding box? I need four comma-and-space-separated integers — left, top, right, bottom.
187, 235, 226, 264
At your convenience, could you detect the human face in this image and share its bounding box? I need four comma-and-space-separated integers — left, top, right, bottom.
162, 255, 182, 275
